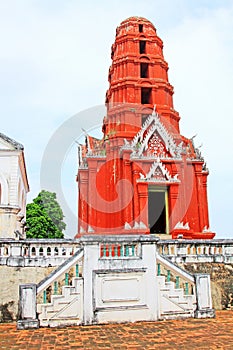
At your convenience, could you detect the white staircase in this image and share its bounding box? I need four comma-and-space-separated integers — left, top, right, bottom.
18, 237, 214, 329
37, 277, 83, 327
156, 253, 197, 319
158, 276, 196, 319
36, 248, 84, 327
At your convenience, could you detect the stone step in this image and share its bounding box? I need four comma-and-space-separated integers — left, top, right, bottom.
62, 286, 76, 298
38, 295, 82, 327
160, 310, 194, 320
37, 278, 83, 322
40, 317, 81, 328
40, 294, 79, 315
170, 288, 184, 295
159, 288, 196, 316
168, 295, 188, 304
164, 281, 176, 291
165, 292, 195, 304
157, 275, 166, 288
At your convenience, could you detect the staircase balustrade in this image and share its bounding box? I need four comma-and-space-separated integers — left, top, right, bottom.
36, 249, 84, 327
156, 253, 196, 319
156, 255, 195, 296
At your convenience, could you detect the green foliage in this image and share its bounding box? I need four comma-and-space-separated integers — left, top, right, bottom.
26, 190, 66, 238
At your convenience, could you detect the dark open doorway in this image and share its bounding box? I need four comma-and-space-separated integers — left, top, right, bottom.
148, 189, 168, 234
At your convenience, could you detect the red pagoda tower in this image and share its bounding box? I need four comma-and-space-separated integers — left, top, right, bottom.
76, 17, 215, 239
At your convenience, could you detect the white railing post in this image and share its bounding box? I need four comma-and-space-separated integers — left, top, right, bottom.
17, 284, 39, 329
82, 238, 99, 325
194, 274, 215, 318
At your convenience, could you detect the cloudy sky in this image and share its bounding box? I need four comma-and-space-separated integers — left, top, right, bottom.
1, 0, 232, 238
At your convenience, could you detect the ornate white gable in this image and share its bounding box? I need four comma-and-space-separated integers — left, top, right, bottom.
139, 158, 180, 183
127, 108, 184, 159
147, 159, 171, 180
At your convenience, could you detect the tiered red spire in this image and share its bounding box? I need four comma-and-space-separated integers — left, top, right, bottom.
76, 17, 215, 239
104, 16, 180, 141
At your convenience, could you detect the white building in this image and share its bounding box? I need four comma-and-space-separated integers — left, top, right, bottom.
0, 133, 29, 239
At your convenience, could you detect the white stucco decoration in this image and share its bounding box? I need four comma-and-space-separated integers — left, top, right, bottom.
202, 226, 211, 233
139, 172, 146, 180
139, 221, 147, 229
146, 158, 171, 180
174, 222, 190, 230
133, 222, 140, 229
124, 222, 131, 230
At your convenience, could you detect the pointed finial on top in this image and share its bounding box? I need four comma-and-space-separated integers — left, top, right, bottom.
81, 128, 88, 136
190, 134, 197, 140
152, 104, 157, 116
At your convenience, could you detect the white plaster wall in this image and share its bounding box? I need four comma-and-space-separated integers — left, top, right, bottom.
82, 238, 158, 324
0, 150, 28, 238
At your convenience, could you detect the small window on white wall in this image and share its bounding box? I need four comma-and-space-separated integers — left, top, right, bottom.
21, 191, 25, 211
0, 173, 10, 205
18, 180, 21, 204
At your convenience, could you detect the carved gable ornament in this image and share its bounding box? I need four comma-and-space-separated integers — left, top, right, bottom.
147, 131, 166, 157
139, 158, 180, 183
130, 108, 184, 159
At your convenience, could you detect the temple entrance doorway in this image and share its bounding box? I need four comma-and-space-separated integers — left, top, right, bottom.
148, 187, 169, 234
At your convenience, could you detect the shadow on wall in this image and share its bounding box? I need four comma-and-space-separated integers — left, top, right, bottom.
0, 301, 14, 322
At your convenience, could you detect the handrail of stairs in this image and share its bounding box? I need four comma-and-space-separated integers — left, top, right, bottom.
37, 248, 84, 294
157, 253, 195, 284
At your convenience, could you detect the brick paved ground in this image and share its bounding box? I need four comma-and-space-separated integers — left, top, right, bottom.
0, 311, 233, 350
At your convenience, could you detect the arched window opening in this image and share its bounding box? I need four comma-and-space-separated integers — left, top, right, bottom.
31, 247, 36, 256
23, 247, 28, 256
47, 247, 51, 256
4, 246, 9, 256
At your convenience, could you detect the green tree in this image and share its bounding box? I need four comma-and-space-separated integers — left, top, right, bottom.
26, 190, 66, 238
